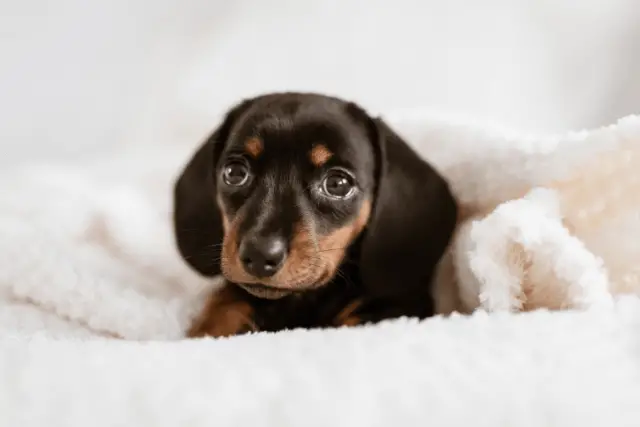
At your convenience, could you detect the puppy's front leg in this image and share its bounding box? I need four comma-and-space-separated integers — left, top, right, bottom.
333, 297, 433, 327
187, 283, 258, 338
333, 299, 365, 327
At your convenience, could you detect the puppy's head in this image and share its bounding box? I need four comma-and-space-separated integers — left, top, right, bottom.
174, 93, 457, 301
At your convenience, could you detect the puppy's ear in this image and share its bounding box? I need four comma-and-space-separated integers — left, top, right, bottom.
173, 100, 253, 276
355, 109, 458, 306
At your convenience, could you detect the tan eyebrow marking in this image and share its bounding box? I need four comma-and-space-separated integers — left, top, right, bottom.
244, 137, 263, 158
309, 144, 333, 167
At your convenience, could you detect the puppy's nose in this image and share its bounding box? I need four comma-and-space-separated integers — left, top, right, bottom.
239, 235, 287, 278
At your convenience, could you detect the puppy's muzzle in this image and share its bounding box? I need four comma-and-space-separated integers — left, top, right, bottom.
238, 234, 287, 278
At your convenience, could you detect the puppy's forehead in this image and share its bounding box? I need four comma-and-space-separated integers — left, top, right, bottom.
227, 96, 368, 160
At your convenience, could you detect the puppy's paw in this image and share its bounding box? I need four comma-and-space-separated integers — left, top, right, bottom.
187, 285, 258, 338
334, 299, 364, 327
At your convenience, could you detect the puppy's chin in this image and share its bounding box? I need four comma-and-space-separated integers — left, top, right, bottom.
239, 283, 293, 300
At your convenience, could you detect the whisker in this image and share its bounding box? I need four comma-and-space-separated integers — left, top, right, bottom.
184, 251, 230, 270
337, 258, 358, 266
315, 247, 348, 254
335, 267, 356, 289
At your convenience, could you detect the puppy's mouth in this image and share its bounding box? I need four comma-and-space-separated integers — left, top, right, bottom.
238, 283, 297, 300
229, 270, 334, 299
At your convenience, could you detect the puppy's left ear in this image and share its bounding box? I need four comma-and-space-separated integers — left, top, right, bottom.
355, 110, 458, 304
173, 99, 254, 277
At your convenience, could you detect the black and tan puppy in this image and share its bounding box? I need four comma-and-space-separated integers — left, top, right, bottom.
173, 92, 457, 338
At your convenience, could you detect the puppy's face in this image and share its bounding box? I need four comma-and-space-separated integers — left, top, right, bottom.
215, 97, 376, 299
175, 93, 458, 309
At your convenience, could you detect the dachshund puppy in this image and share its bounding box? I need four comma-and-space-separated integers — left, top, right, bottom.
173, 92, 457, 338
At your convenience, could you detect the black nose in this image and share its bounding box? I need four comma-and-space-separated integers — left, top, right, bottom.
239, 235, 287, 278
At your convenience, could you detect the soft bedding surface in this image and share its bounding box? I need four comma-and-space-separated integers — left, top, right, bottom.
1, 112, 640, 426
2, 300, 640, 427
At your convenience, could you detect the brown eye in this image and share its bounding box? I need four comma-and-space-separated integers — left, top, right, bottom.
321, 169, 356, 199
222, 161, 250, 186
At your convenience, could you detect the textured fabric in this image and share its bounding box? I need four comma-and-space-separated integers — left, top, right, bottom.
1, 113, 640, 425
400, 114, 640, 313
2, 299, 640, 426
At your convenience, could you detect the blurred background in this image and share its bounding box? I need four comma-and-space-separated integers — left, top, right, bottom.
2, 0, 639, 167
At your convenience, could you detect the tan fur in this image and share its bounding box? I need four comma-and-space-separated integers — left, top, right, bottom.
244, 137, 263, 158
309, 144, 333, 167
220, 199, 372, 292
334, 299, 363, 326
314, 199, 371, 281
187, 284, 257, 338
219, 210, 252, 284
216, 195, 231, 233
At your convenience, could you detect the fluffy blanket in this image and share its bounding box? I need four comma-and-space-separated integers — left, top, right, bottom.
1, 112, 640, 426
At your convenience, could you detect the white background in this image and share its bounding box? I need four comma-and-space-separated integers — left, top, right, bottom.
2, 0, 639, 166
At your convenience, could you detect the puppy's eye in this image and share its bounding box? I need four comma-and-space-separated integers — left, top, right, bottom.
321, 169, 356, 199
222, 160, 251, 186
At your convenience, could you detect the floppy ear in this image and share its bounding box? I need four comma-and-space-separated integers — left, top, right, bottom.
173, 100, 253, 276
359, 115, 458, 303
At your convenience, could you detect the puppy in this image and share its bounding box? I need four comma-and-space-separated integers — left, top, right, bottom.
173, 92, 457, 338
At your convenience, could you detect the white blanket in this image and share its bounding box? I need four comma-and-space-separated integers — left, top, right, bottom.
1, 113, 640, 426
2, 300, 640, 427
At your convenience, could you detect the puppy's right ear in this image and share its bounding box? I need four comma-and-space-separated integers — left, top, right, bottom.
173, 100, 253, 276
